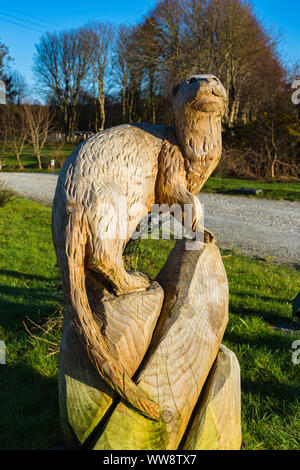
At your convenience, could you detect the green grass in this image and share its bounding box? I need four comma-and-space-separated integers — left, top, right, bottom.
202, 176, 300, 201
0, 196, 64, 449
0, 143, 76, 172
0, 195, 299, 449
0, 183, 14, 207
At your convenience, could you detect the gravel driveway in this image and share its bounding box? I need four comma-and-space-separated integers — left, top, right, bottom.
0, 172, 58, 206
0, 172, 299, 266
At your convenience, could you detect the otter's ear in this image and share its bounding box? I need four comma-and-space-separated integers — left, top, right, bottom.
172, 84, 180, 98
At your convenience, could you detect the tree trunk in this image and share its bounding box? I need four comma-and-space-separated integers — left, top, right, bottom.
182, 345, 242, 450
94, 98, 99, 132
2, 128, 7, 153
128, 92, 134, 123
58, 240, 241, 450
15, 153, 24, 170
63, 106, 70, 143
270, 153, 277, 180
37, 153, 42, 170
229, 97, 240, 126
122, 81, 126, 123
149, 72, 156, 125
58, 282, 164, 446
97, 91, 105, 131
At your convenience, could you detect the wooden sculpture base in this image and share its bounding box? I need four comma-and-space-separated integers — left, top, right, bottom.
58, 241, 242, 450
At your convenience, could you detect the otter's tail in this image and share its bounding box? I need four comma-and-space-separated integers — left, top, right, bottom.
57, 205, 160, 421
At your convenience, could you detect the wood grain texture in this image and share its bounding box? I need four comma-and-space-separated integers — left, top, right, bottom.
58, 281, 164, 447
92, 240, 229, 450
53, 75, 227, 419
182, 344, 242, 450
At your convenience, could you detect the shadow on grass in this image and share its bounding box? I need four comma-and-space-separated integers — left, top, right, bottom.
0, 270, 64, 334
0, 266, 65, 449
0, 282, 61, 300
0, 270, 60, 282
240, 376, 300, 407
0, 363, 62, 450
228, 285, 300, 324
231, 290, 293, 305
229, 301, 291, 326
224, 325, 295, 353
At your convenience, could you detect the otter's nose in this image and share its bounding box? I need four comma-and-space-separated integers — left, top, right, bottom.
187, 75, 226, 100
186, 74, 217, 84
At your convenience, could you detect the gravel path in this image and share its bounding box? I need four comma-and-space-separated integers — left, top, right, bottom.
199, 193, 299, 266
0, 172, 58, 206
1, 172, 299, 266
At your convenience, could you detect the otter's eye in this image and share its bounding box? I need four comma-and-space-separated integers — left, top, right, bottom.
187, 77, 197, 84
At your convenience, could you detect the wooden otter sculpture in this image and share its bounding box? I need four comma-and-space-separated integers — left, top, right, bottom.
52, 74, 227, 423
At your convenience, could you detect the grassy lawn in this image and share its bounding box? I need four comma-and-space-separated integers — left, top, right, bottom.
202, 176, 300, 202
0, 143, 76, 173
0, 194, 299, 450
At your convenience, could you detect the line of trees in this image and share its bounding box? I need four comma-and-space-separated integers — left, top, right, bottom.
0, 104, 54, 169
0, 0, 299, 179
32, 0, 292, 136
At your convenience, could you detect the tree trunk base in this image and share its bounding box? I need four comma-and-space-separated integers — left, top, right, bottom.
58, 241, 242, 450
182, 345, 242, 450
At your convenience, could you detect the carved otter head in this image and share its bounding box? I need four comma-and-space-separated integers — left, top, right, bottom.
172, 75, 227, 189
172, 74, 227, 118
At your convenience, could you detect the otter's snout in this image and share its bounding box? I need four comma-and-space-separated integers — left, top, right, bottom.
172, 74, 227, 115
188, 75, 227, 102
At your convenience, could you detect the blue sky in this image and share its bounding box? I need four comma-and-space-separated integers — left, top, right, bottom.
0, 0, 299, 93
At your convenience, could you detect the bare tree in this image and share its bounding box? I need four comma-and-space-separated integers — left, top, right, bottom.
4, 105, 30, 169
134, 0, 187, 90
113, 26, 130, 123
1, 124, 8, 154
86, 22, 114, 131
24, 104, 54, 169
0, 39, 11, 80
134, 18, 163, 124
0, 106, 8, 153
113, 25, 143, 123
6, 70, 29, 104
33, 28, 93, 141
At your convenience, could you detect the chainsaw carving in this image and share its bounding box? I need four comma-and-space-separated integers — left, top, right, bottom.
52, 75, 227, 423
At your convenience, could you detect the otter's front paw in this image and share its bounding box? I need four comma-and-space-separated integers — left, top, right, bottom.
129, 271, 151, 291
115, 271, 151, 296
